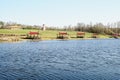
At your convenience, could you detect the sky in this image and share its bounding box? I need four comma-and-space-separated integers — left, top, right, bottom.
0, 0, 120, 27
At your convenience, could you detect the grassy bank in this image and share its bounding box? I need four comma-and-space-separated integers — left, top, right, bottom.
0, 29, 110, 40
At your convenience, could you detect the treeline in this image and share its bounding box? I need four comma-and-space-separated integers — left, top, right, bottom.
0, 21, 41, 30
0, 21, 120, 34
63, 22, 120, 35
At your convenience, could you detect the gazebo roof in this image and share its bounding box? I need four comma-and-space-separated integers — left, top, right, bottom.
29, 31, 39, 35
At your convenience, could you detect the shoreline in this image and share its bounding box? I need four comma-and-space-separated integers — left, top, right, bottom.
0, 36, 116, 43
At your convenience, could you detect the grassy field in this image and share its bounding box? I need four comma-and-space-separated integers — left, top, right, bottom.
0, 29, 110, 40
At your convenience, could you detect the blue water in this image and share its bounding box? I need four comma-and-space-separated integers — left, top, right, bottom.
0, 39, 120, 80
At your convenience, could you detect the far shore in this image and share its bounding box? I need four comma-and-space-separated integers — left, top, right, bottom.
0, 29, 118, 42
0, 36, 116, 43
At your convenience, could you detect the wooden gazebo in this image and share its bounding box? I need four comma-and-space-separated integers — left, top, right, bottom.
112, 33, 119, 39
76, 32, 85, 38
92, 33, 99, 38
26, 31, 40, 39
57, 32, 69, 39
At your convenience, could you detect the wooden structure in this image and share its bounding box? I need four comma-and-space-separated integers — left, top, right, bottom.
76, 32, 85, 38
112, 33, 119, 39
92, 33, 99, 38
26, 31, 40, 39
57, 32, 69, 39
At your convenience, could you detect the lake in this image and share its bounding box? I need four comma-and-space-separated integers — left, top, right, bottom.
0, 39, 120, 80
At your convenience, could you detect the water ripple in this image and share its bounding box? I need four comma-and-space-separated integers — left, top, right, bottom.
0, 39, 120, 80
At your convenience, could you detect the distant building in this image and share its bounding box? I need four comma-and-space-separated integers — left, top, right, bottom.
8, 25, 22, 30
42, 24, 46, 31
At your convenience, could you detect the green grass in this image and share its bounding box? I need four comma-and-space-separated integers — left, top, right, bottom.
0, 29, 38, 35
0, 29, 110, 40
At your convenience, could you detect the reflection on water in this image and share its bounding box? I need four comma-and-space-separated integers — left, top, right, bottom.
0, 39, 120, 80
